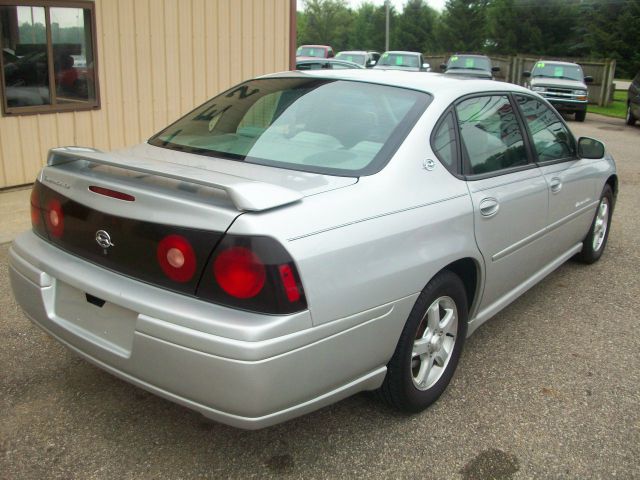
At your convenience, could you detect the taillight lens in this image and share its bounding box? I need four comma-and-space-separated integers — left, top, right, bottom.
30, 188, 41, 226
157, 234, 197, 282
278, 264, 301, 302
45, 198, 64, 238
197, 234, 307, 314
213, 247, 266, 298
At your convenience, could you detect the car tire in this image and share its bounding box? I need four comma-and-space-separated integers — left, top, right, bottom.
626, 104, 637, 126
378, 270, 468, 412
576, 184, 613, 264
575, 110, 586, 122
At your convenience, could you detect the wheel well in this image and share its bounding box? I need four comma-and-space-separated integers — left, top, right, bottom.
442, 258, 479, 312
606, 174, 618, 198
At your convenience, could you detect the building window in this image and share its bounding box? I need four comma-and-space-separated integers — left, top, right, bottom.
0, 1, 99, 115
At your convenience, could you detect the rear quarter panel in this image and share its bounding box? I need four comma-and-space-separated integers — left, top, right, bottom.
227, 107, 482, 326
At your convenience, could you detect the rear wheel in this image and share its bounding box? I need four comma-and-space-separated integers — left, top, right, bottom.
576, 185, 613, 264
378, 270, 467, 412
626, 104, 637, 126
575, 110, 586, 122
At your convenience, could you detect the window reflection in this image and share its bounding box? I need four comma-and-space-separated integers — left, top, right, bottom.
456, 96, 528, 175
1, 6, 51, 107
51, 7, 96, 104
0, 4, 98, 112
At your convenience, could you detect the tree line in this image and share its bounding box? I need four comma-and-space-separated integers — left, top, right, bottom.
297, 0, 640, 78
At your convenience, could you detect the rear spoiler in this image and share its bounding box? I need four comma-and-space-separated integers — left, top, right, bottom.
47, 147, 303, 212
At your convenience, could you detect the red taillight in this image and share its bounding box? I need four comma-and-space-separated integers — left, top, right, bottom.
45, 198, 64, 238
89, 185, 135, 202
30, 189, 40, 226
213, 247, 266, 299
278, 264, 301, 302
157, 234, 197, 282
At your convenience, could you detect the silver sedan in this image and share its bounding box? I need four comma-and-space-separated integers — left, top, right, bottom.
9, 70, 617, 429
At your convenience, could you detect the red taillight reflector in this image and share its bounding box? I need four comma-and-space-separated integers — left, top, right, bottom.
89, 185, 135, 202
157, 235, 197, 282
45, 198, 64, 238
30, 189, 40, 226
278, 264, 301, 302
213, 247, 266, 299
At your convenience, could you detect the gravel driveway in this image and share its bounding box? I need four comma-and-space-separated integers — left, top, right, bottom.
1, 114, 639, 479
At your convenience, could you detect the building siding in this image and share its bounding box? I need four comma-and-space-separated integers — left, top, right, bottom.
0, 0, 292, 189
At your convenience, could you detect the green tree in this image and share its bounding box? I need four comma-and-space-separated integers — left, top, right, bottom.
485, 0, 579, 56
348, 2, 398, 52
436, 0, 489, 53
299, 0, 353, 52
576, 0, 640, 78
395, 0, 439, 53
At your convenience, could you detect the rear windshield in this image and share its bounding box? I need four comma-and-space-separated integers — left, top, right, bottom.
377, 53, 420, 68
149, 78, 430, 176
447, 55, 490, 71
531, 62, 584, 82
297, 46, 326, 58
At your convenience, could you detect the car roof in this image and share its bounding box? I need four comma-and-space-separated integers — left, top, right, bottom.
298, 45, 330, 49
262, 69, 532, 101
337, 51, 368, 54
535, 60, 581, 67
451, 54, 490, 59
386, 51, 421, 55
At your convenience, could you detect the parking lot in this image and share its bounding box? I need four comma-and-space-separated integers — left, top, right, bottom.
1, 113, 639, 479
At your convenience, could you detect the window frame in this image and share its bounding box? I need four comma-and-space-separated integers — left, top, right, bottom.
429, 106, 462, 178
512, 93, 579, 166
0, 0, 100, 116
451, 91, 537, 181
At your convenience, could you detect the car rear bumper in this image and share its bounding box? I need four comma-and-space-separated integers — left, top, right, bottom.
9, 231, 414, 429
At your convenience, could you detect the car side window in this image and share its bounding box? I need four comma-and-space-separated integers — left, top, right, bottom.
432, 111, 458, 173
515, 95, 575, 162
455, 95, 529, 175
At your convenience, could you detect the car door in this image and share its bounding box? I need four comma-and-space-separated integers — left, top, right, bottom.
514, 94, 597, 261
456, 94, 549, 311
631, 73, 640, 118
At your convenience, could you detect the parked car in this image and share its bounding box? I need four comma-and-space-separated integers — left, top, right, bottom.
9, 69, 617, 430
335, 50, 380, 68
295, 58, 363, 70
374, 51, 430, 72
523, 60, 593, 122
295, 44, 334, 59
626, 71, 640, 126
440, 54, 500, 79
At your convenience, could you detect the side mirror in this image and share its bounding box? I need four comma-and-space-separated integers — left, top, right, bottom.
368, 60, 376, 67
584, 76, 594, 84
522, 71, 531, 78
440, 63, 447, 71
422, 63, 431, 71
492, 66, 500, 73
578, 137, 605, 159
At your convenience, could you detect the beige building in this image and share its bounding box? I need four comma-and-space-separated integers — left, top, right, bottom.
0, 0, 296, 189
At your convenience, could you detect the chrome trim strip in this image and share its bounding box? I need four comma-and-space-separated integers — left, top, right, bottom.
288, 193, 468, 241
468, 242, 583, 337
491, 200, 598, 261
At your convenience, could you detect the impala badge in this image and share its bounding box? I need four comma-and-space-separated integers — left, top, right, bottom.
95, 230, 114, 253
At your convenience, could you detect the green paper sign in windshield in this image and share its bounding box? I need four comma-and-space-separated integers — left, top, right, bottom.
465, 58, 475, 68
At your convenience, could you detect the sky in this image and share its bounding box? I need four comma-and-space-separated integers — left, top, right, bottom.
343, 0, 447, 11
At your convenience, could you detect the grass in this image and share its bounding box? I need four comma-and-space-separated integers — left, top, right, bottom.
588, 90, 627, 119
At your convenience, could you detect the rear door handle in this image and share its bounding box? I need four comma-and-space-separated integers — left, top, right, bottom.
550, 177, 562, 193
479, 197, 499, 217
